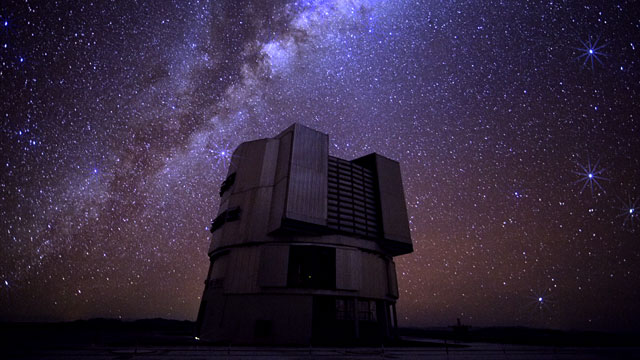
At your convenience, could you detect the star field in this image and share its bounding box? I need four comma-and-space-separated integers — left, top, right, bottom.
1, 0, 639, 330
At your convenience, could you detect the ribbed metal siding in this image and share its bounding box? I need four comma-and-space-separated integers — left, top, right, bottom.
327, 156, 380, 238
285, 125, 328, 225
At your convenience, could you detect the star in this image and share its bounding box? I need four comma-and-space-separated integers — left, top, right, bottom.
575, 36, 607, 70
573, 158, 608, 195
617, 196, 639, 230
529, 288, 553, 313
209, 144, 233, 169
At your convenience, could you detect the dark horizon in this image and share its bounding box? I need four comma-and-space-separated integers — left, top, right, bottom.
1, 0, 639, 333
4, 316, 640, 335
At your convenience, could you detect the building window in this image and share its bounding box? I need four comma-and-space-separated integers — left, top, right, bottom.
358, 300, 377, 321
206, 252, 228, 288
219, 172, 236, 196
335, 298, 355, 320
210, 207, 241, 233
287, 246, 336, 289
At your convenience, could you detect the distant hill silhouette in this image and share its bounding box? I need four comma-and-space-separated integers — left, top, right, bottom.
399, 326, 640, 347
0, 318, 196, 348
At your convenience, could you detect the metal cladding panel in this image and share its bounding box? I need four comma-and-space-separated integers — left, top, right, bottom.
197, 291, 225, 341
226, 247, 261, 293
335, 247, 361, 290
374, 155, 413, 255
285, 124, 328, 226
258, 245, 289, 287
233, 140, 267, 193
268, 180, 288, 233
260, 140, 280, 187
209, 139, 277, 251
268, 130, 293, 233
387, 260, 399, 298
211, 255, 229, 278
246, 187, 274, 241
212, 191, 247, 248
274, 130, 293, 183
218, 294, 312, 344
360, 252, 388, 298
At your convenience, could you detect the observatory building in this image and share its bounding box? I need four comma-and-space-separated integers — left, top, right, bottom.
196, 124, 413, 344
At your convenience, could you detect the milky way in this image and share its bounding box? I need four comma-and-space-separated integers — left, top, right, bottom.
1, 0, 639, 331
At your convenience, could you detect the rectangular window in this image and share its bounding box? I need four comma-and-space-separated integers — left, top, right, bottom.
210, 206, 241, 233
358, 300, 377, 321
287, 246, 336, 289
206, 253, 228, 288
335, 298, 355, 320
219, 172, 236, 196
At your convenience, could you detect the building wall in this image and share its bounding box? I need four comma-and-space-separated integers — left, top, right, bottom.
198, 124, 411, 344
198, 292, 313, 344
204, 243, 397, 298
199, 242, 398, 344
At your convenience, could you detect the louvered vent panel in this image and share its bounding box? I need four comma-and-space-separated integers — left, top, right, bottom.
327, 156, 380, 238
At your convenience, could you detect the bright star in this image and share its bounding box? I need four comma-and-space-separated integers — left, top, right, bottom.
528, 288, 553, 313
617, 196, 638, 230
573, 158, 608, 195
209, 143, 233, 169
576, 36, 607, 70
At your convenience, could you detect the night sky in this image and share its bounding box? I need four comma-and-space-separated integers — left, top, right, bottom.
1, 0, 639, 331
